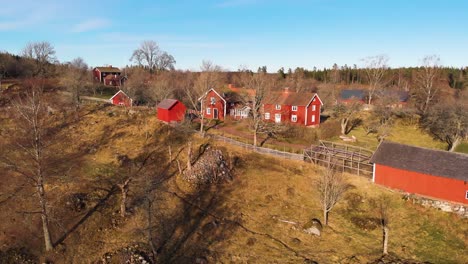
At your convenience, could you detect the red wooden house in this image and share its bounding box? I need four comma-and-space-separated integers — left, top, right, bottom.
370, 141, 468, 204
157, 99, 186, 123
109, 90, 133, 107
199, 88, 227, 120
93, 66, 125, 86
263, 88, 323, 127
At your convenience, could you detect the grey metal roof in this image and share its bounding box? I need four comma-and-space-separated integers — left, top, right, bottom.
340, 89, 366, 100
157, 99, 179, 110
370, 141, 468, 181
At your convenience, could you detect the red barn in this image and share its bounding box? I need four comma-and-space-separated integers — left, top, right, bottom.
263, 88, 323, 127
109, 90, 132, 107
93, 66, 125, 86
370, 141, 468, 204
157, 99, 186, 123
199, 88, 227, 120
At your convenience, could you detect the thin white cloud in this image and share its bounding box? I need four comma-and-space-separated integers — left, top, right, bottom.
0, 3, 57, 31
72, 18, 111, 33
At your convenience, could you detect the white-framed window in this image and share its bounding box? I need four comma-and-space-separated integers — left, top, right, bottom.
466, 191, 468, 200
312, 105, 316, 111
210, 97, 216, 105
275, 104, 281, 110
292, 105, 298, 111
206, 108, 211, 114
265, 112, 270, 120
275, 113, 281, 123
311, 115, 316, 123
291, 115, 297, 122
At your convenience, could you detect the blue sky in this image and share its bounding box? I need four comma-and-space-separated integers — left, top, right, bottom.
1, 0, 467, 71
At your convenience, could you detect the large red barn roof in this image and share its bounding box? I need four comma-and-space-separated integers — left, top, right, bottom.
370, 141, 468, 181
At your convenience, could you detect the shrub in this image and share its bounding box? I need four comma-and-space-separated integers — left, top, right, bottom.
318, 119, 341, 140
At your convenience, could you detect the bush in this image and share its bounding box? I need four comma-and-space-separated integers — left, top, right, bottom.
318, 119, 341, 140
282, 125, 319, 144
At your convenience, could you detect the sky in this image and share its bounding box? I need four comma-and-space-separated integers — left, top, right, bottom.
1, 0, 467, 71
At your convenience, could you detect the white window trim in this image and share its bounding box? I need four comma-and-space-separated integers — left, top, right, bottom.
312, 105, 316, 111
265, 112, 270, 120
311, 115, 315, 123
291, 114, 297, 122
275, 113, 281, 123
292, 106, 298, 111
275, 104, 281, 110
206, 108, 211, 114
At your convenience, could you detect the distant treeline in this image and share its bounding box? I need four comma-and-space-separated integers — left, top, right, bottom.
1, 51, 467, 90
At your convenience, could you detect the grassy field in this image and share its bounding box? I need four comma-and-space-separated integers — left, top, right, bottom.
213, 117, 467, 154
0, 104, 466, 263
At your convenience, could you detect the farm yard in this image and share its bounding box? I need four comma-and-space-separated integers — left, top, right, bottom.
1, 9, 468, 262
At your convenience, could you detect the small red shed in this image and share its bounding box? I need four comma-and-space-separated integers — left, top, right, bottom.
157, 99, 186, 123
370, 141, 468, 204
109, 90, 132, 107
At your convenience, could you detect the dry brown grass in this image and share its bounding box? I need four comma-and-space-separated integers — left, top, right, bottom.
0, 104, 466, 263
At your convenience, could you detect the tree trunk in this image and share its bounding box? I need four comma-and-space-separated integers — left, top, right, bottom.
323, 207, 328, 226
253, 129, 257, 147
341, 118, 348, 135
146, 197, 157, 261
448, 137, 461, 152
119, 179, 130, 218
199, 102, 205, 136
383, 226, 389, 255
187, 142, 192, 172
38, 184, 54, 251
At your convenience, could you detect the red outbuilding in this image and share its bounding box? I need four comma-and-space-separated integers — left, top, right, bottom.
370, 141, 468, 204
157, 99, 187, 123
109, 90, 133, 107
263, 88, 323, 127
199, 88, 227, 120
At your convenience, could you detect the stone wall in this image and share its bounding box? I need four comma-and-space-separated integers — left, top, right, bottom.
403, 194, 467, 218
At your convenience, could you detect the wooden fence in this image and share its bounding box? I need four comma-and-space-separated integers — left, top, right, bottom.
210, 134, 304, 161
304, 140, 373, 177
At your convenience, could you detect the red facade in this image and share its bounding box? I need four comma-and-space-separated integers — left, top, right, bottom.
110, 90, 132, 107
93, 66, 123, 87
157, 99, 187, 123
374, 164, 468, 204
200, 89, 226, 121
263, 93, 322, 127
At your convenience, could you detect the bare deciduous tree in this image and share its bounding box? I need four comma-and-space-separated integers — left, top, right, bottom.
363, 55, 388, 105
0, 80, 54, 251
192, 60, 225, 135
240, 72, 272, 146
422, 102, 467, 151
61, 57, 90, 108
415, 55, 441, 114
316, 163, 350, 226
22, 41, 57, 76
370, 194, 392, 255
332, 102, 361, 135
130, 40, 175, 73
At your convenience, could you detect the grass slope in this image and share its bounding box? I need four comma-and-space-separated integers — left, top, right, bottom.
0, 104, 466, 263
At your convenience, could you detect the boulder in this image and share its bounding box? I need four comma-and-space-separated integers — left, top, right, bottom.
303, 218, 322, 237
